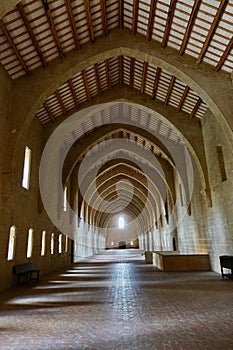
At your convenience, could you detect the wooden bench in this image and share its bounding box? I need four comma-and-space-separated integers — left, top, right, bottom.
13, 263, 40, 285
219, 255, 233, 279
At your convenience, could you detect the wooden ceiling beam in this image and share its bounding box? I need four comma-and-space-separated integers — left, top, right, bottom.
119, 0, 124, 30
177, 86, 190, 112
94, 63, 102, 95
82, 70, 91, 101
42, 0, 64, 59
132, 0, 139, 35
179, 0, 201, 56
165, 75, 176, 105
100, 0, 108, 36
130, 58, 135, 89
147, 0, 157, 41
196, 1, 228, 64
215, 37, 233, 72
0, 20, 30, 74
141, 62, 148, 94
68, 79, 79, 108
119, 56, 123, 84
56, 90, 67, 115
189, 97, 202, 119
44, 102, 55, 123
152, 67, 161, 100
106, 59, 112, 90
162, 0, 177, 48
64, 0, 80, 50
84, 0, 95, 43
17, 3, 47, 67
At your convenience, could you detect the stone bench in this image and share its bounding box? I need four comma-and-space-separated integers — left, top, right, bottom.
13, 263, 40, 285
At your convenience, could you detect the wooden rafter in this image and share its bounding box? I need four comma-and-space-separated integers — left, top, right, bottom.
0, 20, 30, 74
106, 59, 112, 90
179, 0, 201, 56
68, 79, 79, 108
100, 0, 108, 36
17, 3, 47, 67
56, 90, 67, 115
189, 97, 202, 119
177, 86, 190, 112
165, 75, 176, 105
196, 0, 228, 64
82, 70, 91, 101
152, 67, 161, 100
94, 63, 102, 95
42, 0, 64, 59
44, 102, 55, 123
141, 62, 148, 93
132, 0, 139, 35
147, 0, 157, 41
119, 56, 123, 84
119, 0, 124, 30
130, 58, 135, 88
64, 0, 80, 50
215, 37, 233, 72
84, 0, 95, 42
162, 0, 177, 48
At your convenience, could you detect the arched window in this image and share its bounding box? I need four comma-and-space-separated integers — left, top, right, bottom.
27, 228, 33, 258
118, 216, 124, 229
7, 226, 17, 260
58, 234, 62, 253
51, 233, 55, 255
22, 146, 32, 190
41, 230, 46, 256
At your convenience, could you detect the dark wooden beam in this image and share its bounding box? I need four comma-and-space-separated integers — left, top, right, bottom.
84, 0, 95, 42
82, 70, 91, 101
165, 75, 176, 105
94, 63, 102, 95
177, 86, 190, 112
141, 62, 148, 94
215, 36, 233, 71
197, 0, 228, 64
152, 67, 161, 100
17, 3, 47, 67
64, 0, 80, 50
0, 20, 30, 74
162, 0, 177, 48
147, 0, 157, 41
106, 59, 112, 90
68, 79, 79, 108
100, 0, 108, 36
56, 90, 67, 115
130, 57, 135, 88
132, 0, 139, 35
190, 97, 202, 119
179, 0, 201, 56
119, 0, 124, 30
44, 102, 55, 123
42, 0, 64, 59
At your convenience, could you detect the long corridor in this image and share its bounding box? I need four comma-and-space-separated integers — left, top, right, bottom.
0, 249, 233, 350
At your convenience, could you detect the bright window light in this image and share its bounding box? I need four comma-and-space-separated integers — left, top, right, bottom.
58, 234, 62, 253
27, 228, 33, 258
63, 185, 67, 211
118, 216, 124, 229
7, 226, 17, 260
41, 230, 46, 256
22, 146, 32, 190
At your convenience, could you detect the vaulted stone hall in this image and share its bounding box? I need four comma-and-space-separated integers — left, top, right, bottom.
0, 1, 233, 349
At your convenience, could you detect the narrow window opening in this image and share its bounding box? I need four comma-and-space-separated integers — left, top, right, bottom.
51, 233, 55, 255
41, 230, 46, 256
111, 241, 114, 246
27, 228, 33, 258
130, 241, 134, 246
22, 146, 32, 190
65, 235, 68, 252
216, 145, 227, 182
58, 234, 62, 253
63, 185, 67, 211
7, 226, 17, 261
118, 216, 124, 229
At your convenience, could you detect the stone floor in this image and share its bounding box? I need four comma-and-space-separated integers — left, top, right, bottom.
0, 249, 233, 350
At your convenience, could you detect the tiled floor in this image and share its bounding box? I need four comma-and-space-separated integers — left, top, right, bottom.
0, 249, 233, 350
